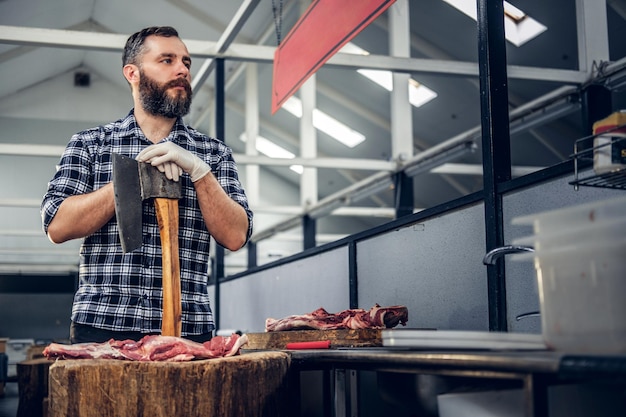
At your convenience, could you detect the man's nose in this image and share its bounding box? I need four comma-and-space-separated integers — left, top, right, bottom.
176, 61, 190, 77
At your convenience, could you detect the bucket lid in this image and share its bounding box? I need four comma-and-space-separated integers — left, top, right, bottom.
512, 216, 626, 248
512, 196, 626, 234
510, 236, 626, 262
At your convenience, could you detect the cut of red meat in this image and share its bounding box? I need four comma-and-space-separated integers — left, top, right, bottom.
42, 333, 248, 362
265, 304, 408, 332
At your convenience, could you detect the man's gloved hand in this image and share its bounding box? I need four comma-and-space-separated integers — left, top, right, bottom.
136, 142, 211, 182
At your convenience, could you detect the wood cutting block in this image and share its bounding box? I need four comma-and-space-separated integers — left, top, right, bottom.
17, 358, 52, 417
48, 351, 294, 417
245, 329, 383, 350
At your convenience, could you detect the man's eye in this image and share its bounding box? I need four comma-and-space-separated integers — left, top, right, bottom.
162, 59, 172, 64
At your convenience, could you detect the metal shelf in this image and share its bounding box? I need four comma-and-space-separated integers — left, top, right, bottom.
570, 169, 626, 190
570, 125, 626, 191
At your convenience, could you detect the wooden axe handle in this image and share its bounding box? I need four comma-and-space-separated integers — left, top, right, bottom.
154, 198, 182, 337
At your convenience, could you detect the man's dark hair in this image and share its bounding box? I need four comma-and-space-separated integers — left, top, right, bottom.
122, 26, 180, 67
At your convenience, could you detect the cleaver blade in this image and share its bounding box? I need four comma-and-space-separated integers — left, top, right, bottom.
112, 153, 143, 253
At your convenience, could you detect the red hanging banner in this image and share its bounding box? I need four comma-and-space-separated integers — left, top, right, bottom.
271, 0, 396, 114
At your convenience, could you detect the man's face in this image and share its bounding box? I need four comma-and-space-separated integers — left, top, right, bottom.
136, 35, 193, 118
138, 69, 192, 118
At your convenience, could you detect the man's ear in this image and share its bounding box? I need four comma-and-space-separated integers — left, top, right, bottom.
123, 64, 139, 84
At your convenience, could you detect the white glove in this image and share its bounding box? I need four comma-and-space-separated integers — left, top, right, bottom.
136, 142, 211, 182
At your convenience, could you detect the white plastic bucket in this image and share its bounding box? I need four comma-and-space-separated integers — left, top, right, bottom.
512, 197, 626, 354
529, 238, 626, 353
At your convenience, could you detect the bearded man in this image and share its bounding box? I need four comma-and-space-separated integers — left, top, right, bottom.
41, 26, 253, 344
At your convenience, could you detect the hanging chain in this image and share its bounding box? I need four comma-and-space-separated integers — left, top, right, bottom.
272, 0, 283, 45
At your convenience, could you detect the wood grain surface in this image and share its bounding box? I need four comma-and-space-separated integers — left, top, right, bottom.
245, 329, 383, 350
48, 351, 293, 417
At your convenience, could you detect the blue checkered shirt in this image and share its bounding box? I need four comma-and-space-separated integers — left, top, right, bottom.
41, 110, 253, 336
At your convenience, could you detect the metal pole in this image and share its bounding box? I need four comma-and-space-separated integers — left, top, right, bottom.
214, 58, 226, 331
394, 172, 414, 218
580, 84, 612, 136
247, 241, 257, 269
303, 215, 316, 250
477, 0, 511, 332
348, 241, 358, 309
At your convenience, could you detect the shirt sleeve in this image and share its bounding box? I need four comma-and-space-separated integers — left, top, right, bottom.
41, 132, 94, 233
212, 145, 254, 243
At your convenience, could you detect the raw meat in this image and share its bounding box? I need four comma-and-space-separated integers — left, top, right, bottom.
265, 304, 408, 332
42, 333, 248, 362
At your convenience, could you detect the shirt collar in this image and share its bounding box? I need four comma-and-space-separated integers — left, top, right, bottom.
118, 109, 193, 147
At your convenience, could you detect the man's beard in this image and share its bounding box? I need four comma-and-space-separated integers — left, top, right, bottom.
138, 71, 192, 118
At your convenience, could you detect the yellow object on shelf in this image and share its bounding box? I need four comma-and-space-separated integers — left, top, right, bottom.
593, 110, 626, 175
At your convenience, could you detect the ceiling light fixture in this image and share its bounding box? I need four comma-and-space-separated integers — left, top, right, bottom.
442, 0, 547, 47
342, 43, 438, 108
356, 69, 438, 108
408, 79, 438, 108
282, 97, 366, 148
239, 133, 303, 174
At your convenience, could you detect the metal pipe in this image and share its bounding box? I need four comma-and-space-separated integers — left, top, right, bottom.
483, 245, 535, 265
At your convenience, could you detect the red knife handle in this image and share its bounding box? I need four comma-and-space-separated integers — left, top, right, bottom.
286, 340, 331, 350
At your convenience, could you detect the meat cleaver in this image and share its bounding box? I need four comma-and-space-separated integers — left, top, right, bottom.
112, 153, 183, 337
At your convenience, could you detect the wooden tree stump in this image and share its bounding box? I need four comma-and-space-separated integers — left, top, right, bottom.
17, 357, 52, 417
48, 351, 294, 417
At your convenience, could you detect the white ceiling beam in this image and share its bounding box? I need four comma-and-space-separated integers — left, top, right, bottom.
0, 144, 396, 171
389, 0, 414, 161
250, 205, 396, 218
0, 20, 112, 64
232, 154, 396, 171
0, 230, 46, 236
0, 264, 79, 273
0, 25, 589, 83
0, 143, 64, 156
576, 0, 610, 73
327, 53, 589, 83
0, 25, 127, 52
191, 0, 261, 93
431, 163, 544, 176
0, 198, 42, 207
244, 63, 261, 207
0, 248, 78, 255
299, 75, 318, 208
261, 233, 348, 243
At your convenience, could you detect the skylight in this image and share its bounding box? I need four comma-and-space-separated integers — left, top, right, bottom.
278, 42, 438, 149
282, 97, 366, 148
239, 133, 303, 174
340, 43, 438, 108
442, 0, 547, 47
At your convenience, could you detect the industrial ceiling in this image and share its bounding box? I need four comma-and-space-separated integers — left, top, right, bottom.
1, 0, 625, 274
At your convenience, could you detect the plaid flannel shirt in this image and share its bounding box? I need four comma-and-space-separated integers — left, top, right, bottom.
41, 110, 253, 336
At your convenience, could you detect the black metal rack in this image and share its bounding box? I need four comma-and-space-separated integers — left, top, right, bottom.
570, 125, 626, 191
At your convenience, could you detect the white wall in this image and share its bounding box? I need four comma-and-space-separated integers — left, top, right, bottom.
357, 202, 489, 331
